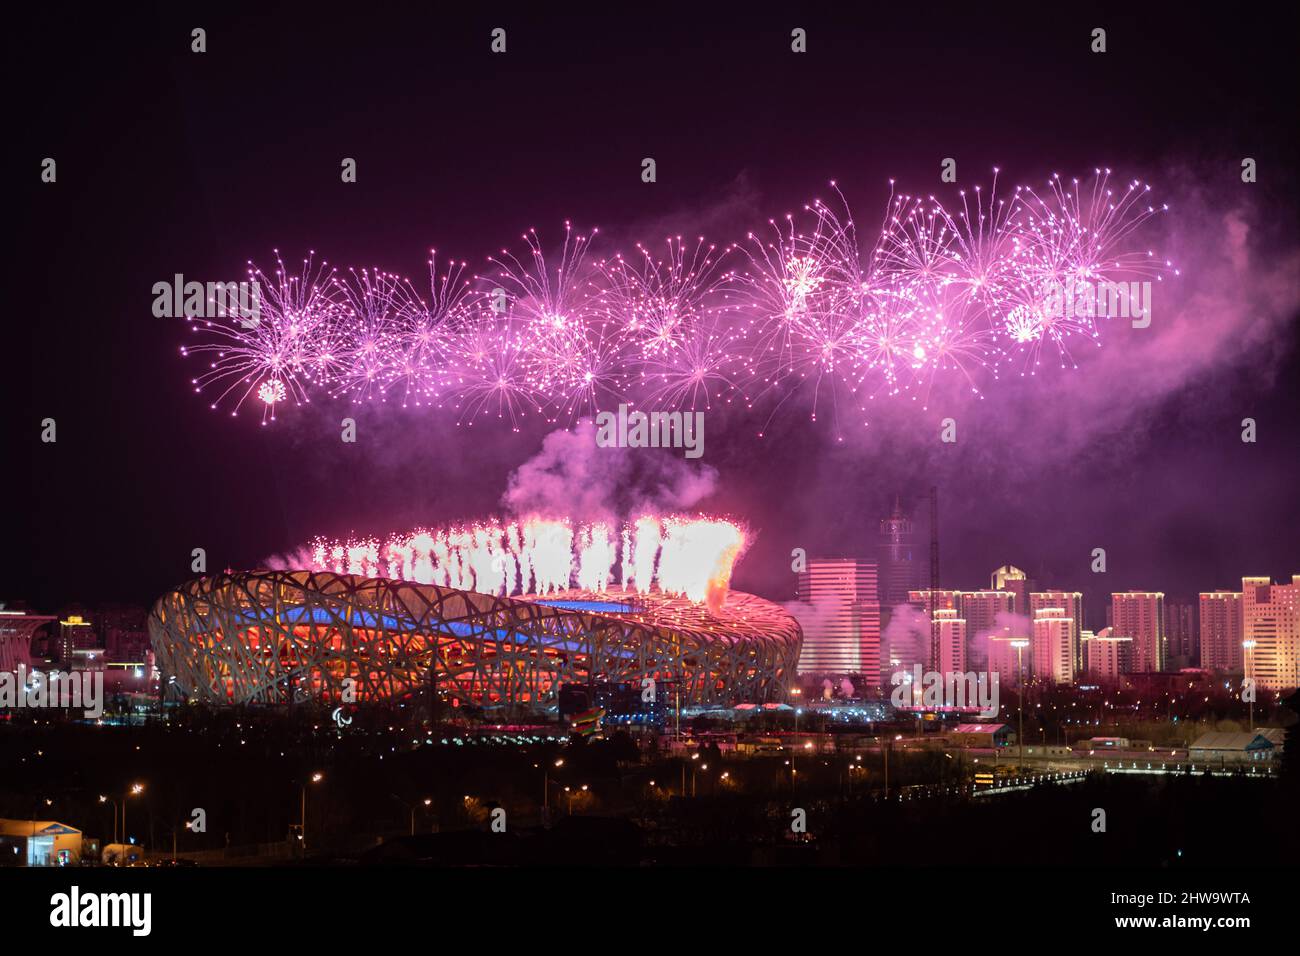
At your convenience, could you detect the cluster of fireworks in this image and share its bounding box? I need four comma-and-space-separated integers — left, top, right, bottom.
181, 169, 1176, 433
304, 514, 746, 613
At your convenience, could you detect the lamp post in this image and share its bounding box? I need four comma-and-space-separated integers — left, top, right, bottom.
1242, 640, 1256, 731
123, 783, 144, 849
1011, 641, 1029, 771
99, 795, 120, 846
301, 772, 323, 852
563, 785, 586, 815
543, 758, 563, 812
390, 794, 432, 835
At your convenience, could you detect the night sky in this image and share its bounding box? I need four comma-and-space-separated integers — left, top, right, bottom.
8, 3, 1298, 624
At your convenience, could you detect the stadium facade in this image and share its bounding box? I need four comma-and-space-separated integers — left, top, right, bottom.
148, 570, 801, 710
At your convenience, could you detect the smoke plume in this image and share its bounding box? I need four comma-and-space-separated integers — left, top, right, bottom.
502, 419, 719, 521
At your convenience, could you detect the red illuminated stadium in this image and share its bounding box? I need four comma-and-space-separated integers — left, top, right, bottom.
148, 570, 801, 710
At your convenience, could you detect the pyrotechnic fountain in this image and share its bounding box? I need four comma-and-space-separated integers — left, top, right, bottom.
304, 515, 746, 614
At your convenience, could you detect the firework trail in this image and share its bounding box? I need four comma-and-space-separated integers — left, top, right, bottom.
180, 169, 1175, 430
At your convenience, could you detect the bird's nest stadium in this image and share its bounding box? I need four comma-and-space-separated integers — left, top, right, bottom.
148, 570, 802, 710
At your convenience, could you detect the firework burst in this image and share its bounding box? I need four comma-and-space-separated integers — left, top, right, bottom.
179, 169, 1176, 431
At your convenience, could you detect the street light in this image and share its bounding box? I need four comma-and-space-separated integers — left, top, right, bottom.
123, 784, 144, 849
391, 794, 432, 835
99, 795, 120, 845
542, 757, 564, 812
301, 772, 324, 853
1242, 640, 1257, 731
1011, 640, 1029, 770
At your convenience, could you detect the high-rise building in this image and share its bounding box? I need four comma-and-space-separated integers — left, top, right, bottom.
931, 608, 967, 674
1111, 592, 1166, 671
794, 559, 881, 682
1081, 627, 1133, 680
956, 590, 1015, 672
908, 589, 960, 672
1164, 601, 1198, 667
1241, 575, 1300, 691
54, 614, 99, 666
1199, 591, 1244, 673
1032, 606, 1075, 685
1110, 592, 1165, 672
1030, 591, 1084, 673
907, 589, 959, 615
991, 565, 1035, 617
987, 632, 1029, 689
879, 497, 920, 610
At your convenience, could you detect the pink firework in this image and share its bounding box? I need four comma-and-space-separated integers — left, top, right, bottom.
181, 169, 1176, 430
380, 253, 474, 409
327, 267, 424, 405
181, 252, 348, 423
478, 223, 630, 420
598, 236, 734, 357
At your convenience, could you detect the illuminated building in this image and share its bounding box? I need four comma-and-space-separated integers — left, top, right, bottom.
931, 608, 967, 674
794, 559, 880, 683
1110, 591, 1165, 672
1032, 606, 1075, 685
1241, 575, 1300, 691
1030, 591, 1083, 672
908, 589, 959, 615
54, 615, 100, 667
149, 570, 802, 709
956, 590, 1014, 671
991, 565, 1035, 617
986, 633, 1028, 688
0, 820, 85, 867
907, 590, 966, 673
1199, 590, 1244, 673
1081, 628, 1133, 680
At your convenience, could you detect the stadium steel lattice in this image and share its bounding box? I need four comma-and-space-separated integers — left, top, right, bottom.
148, 570, 801, 709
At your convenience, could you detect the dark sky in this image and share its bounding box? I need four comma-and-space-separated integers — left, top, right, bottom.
7, 3, 1298, 624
